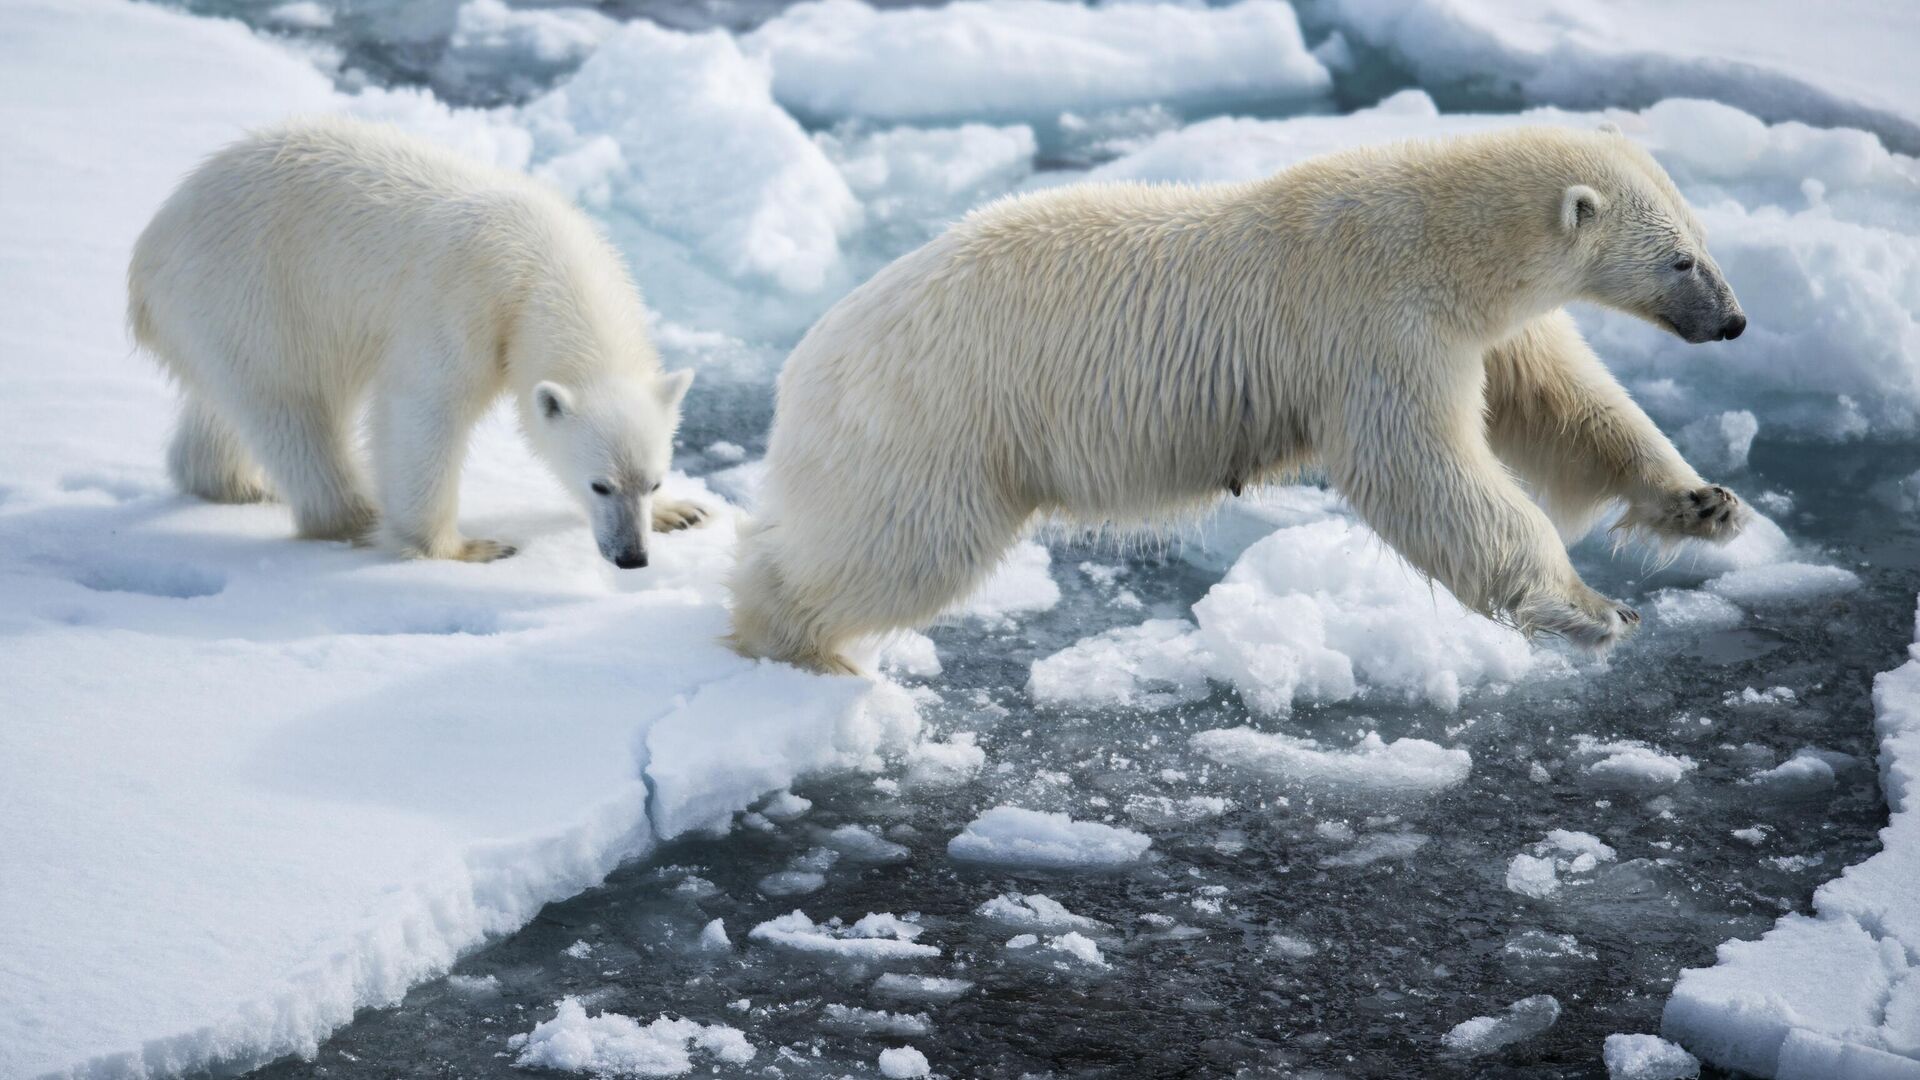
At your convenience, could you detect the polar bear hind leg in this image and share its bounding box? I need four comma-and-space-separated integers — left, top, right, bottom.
168, 395, 271, 504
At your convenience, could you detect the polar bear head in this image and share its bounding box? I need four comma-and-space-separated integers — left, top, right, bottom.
529, 370, 693, 569
1555, 130, 1745, 344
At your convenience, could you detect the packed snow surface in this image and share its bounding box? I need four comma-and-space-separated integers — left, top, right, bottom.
947, 807, 1151, 869
1663, 602, 1920, 1077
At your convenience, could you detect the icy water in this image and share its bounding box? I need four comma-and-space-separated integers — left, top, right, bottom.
241, 440, 1914, 1080
154, 3, 1913, 1076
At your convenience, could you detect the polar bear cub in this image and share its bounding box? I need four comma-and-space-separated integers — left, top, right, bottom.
130, 118, 704, 566
731, 126, 1748, 673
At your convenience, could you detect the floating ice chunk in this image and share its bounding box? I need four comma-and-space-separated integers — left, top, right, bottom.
955, 540, 1060, 622
446, 973, 501, 997
1193, 519, 1538, 713
699, 919, 730, 952
1706, 563, 1862, 605
948, 807, 1150, 869
871, 973, 974, 1004
1725, 686, 1798, 707
1442, 994, 1562, 1054
878, 1045, 931, 1079
1574, 737, 1698, 788
1006, 931, 1108, 968
1268, 934, 1317, 959
1604, 1033, 1700, 1079
758, 871, 826, 897
759, 790, 813, 822
1676, 411, 1760, 475
880, 632, 943, 678
510, 998, 754, 1077
1646, 589, 1746, 632
822, 122, 1036, 241
1124, 793, 1230, 827
1193, 726, 1472, 794
904, 733, 985, 788
975, 893, 1102, 934
1318, 830, 1430, 868
744, 0, 1330, 127
822, 824, 910, 863
1506, 832, 1618, 899
563, 940, 594, 960
822, 1003, 930, 1036
264, 1, 332, 30
522, 20, 859, 294
746, 911, 939, 961
1029, 619, 1216, 711
1744, 748, 1846, 795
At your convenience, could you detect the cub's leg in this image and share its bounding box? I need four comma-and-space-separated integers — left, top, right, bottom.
1485, 311, 1747, 543
1325, 358, 1639, 650
368, 346, 511, 563
223, 387, 377, 542
168, 395, 271, 504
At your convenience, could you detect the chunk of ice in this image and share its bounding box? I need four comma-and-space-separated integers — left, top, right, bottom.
1442, 994, 1562, 1054
947, 807, 1150, 869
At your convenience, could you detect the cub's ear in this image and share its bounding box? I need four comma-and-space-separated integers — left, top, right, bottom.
657, 368, 695, 411
533, 381, 573, 421
1560, 184, 1604, 233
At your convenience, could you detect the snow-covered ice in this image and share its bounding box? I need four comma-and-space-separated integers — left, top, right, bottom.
876, 1044, 932, 1079
1604, 1033, 1701, 1080
1193, 726, 1472, 795
746, 911, 939, 962
947, 807, 1151, 869
975, 893, 1103, 934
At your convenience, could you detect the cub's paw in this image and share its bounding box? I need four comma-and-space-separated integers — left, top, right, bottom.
454, 538, 517, 563
1632, 484, 1750, 544
652, 497, 711, 532
1518, 585, 1640, 653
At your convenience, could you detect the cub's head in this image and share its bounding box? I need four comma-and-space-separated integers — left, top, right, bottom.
528, 370, 693, 569
1556, 129, 1745, 344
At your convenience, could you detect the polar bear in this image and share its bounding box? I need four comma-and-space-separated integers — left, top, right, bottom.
731, 126, 1748, 673
129, 118, 705, 566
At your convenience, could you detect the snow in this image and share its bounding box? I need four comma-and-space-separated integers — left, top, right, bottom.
954, 539, 1061, 622
1706, 562, 1864, 605
947, 807, 1151, 869
1193, 727, 1473, 795
509, 997, 755, 1077
1604, 1033, 1701, 1079
903, 733, 986, 789
877, 1045, 932, 1079
1442, 994, 1562, 1054
1662, 601, 1920, 1076
0, 5, 921, 1075
743, 0, 1331, 127
746, 911, 940, 962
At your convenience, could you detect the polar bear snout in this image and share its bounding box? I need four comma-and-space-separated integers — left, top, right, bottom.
612, 549, 648, 570
594, 497, 650, 570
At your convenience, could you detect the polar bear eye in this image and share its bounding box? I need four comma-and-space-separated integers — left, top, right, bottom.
590, 481, 614, 497
1671, 256, 1695, 273
649, 481, 662, 494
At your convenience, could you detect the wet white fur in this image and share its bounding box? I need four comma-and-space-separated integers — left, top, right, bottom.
731, 126, 1746, 672
130, 118, 697, 563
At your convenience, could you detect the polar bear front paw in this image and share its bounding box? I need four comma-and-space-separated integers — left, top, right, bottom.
454, 538, 517, 563
652, 497, 710, 532
1631, 484, 1750, 544
1519, 585, 1640, 652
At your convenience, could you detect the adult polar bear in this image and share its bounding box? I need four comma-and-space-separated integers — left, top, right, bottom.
731, 127, 1748, 674
131, 119, 704, 566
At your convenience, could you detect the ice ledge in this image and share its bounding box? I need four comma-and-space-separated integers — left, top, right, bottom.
1662, 607, 1920, 1078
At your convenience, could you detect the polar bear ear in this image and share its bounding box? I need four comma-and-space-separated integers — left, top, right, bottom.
657, 369, 694, 412
533, 381, 573, 421
1560, 185, 1604, 233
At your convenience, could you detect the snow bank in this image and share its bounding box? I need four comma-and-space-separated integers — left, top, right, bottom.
1662, 601, 1920, 1076
1032, 509, 1540, 716
509, 998, 755, 1077
1304, 0, 1920, 154
0, 5, 914, 1076
1090, 91, 1920, 440
947, 807, 1151, 869
1194, 726, 1472, 795
744, 0, 1331, 127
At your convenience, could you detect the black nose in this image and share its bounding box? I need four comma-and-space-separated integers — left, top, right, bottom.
1720, 314, 1746, 340
613, 551, 647, 570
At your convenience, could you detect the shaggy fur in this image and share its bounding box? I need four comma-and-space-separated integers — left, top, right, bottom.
731, 126, 1749, 673
129, 118, 703, 565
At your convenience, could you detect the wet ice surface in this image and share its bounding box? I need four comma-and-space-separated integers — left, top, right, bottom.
245, 441, 1912, 1078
